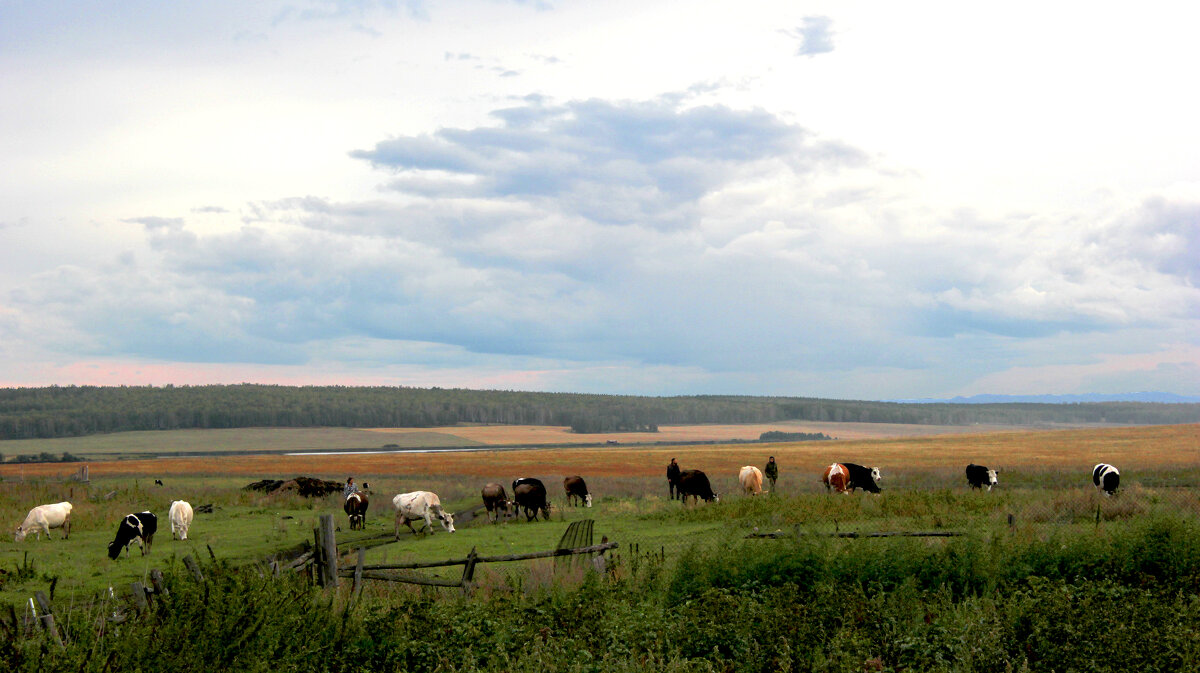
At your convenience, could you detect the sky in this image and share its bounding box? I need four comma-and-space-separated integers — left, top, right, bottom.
1, 0, 1198, 400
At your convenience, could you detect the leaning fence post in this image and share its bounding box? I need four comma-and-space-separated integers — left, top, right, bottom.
353, 548, 366, 599
317, 514, 338, 588
183, 555, 205, 582
460, 547, 479, 591
33, 591, 65, 650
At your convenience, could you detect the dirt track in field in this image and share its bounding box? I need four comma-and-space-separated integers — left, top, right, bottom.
3, 424, 1195, 481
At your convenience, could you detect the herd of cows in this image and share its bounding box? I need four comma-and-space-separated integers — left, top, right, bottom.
10, 461, 1124, 554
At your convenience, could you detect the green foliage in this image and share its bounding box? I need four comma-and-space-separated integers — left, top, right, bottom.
3, 516, 1200, 672
2, 383, 1198, 440
759, 431, 831, 441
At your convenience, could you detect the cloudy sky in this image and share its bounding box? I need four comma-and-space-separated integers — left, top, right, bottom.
2, 1, 1197, 399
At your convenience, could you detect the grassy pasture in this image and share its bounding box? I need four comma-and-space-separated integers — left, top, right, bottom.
0, 423, 1196, 607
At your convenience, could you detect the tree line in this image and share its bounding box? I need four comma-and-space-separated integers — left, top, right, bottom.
0, 384, 1198, 440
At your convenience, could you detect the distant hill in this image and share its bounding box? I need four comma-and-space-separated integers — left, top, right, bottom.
896, 392, 1200, 404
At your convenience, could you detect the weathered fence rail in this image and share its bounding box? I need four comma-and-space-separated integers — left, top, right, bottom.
747, 529, 966, 539
339, 541, 618, 591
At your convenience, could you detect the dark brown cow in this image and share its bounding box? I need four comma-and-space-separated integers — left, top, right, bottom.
481, 482, 514, 523
512, 477, 551, 521
677, 469, 719, 504
563, 476, 593, 507
344, 492, 369, 530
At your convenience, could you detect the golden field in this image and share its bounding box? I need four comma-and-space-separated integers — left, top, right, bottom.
2, 423, 1194, 481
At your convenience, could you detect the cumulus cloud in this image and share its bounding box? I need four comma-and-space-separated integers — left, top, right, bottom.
4, 93, 1198, 396
351, 97, 861, 228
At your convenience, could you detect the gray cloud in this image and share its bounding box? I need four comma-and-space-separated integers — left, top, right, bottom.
350, 97, 859, 228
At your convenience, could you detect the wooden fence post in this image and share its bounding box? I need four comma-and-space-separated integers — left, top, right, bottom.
130, 582, 149, 614
34, 591, 65, 650
460, 547, 479, 591
317, 514, 338, 588
149, 569, 169, 598
183, 555, 205, 582
352, 548, 365, 599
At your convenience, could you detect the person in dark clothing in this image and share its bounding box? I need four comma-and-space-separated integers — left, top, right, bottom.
666, 458, 682, 500
764, 456, 778, 493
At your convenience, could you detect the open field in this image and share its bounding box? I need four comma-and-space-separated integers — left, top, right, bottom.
1, 424, 1196, 606
0, 419, 1075, 460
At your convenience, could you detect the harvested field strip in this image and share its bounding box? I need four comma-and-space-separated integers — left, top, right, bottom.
2, 424, 1195, 480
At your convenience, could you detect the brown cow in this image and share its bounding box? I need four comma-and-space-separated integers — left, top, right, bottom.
563, 476, 593, 507
481, 482, 514, 523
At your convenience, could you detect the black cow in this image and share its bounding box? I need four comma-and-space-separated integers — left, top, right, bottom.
512, 477, 551, 521
563, 476, 592, 507
842, 463, 882, 493
107, 511, 157, 560
1093, 463, 1120, 496
965, 464, 998, 491
344, 491, 369, 530
676, 469, 719, 504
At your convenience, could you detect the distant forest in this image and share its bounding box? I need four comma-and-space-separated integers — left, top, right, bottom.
1, 385, 1198, 441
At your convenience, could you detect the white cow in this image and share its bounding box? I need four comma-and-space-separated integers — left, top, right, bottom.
392, 491, 456, 537
169, 500, 194, 540
14, 502, 73, 542
739, 466, 764, 495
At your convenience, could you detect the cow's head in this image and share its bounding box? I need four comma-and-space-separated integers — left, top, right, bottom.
13, 527, 27, 542
439, 510, 456, 533
986, 469, 998, 487
107, 540, 123, 560
584, 494, 593, 508
870, 467, 882, 483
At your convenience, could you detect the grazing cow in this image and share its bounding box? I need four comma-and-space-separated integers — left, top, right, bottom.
392, 491, 455, 537
14, 502, 73, 542
154, 479, 164, 486
666, 458, 682, 500
823, 463, 882, 494
965, 464, 999, 491
344, 492, 369, 530
677, 469, 719, 504
512, 477, 551, 521
481, 483, 514, 523
739, 466, 764, 496
1093, 463, 1120, 496
169, 500, 194, 540
563, 476, 593, 507
108, 512, 158, 559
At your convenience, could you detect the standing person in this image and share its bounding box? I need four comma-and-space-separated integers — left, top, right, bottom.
666, 458, 682, 500
764, 456, 778, 493
343, 477, 359, 499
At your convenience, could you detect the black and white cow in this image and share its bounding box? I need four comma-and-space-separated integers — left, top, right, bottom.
841, 463, 882, 493
107, 511, 158, 559
1093, 463, 1120, 496
965, 464, 998, 491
